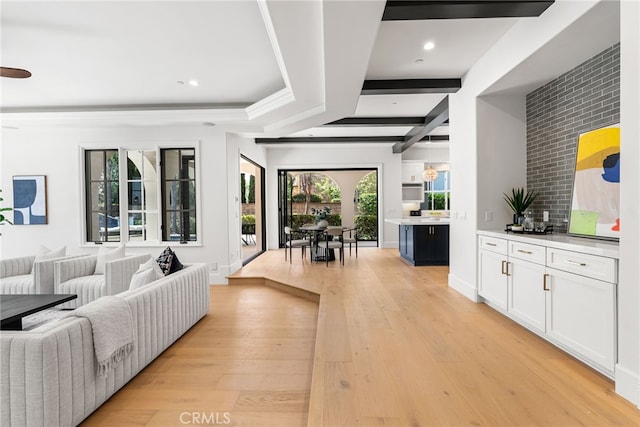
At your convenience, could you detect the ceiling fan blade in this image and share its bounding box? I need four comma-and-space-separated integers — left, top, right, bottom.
0, 67, 32, 78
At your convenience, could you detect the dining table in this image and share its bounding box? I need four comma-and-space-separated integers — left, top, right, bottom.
299, 224, 337, 262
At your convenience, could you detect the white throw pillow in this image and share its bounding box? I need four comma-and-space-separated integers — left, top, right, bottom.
94, 244, 126, 275
129, 268, 158, 290
137, 257, 165, 280
34, 245, 66, 262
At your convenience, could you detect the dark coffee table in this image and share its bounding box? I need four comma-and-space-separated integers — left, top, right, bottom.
0, 294, 77, 330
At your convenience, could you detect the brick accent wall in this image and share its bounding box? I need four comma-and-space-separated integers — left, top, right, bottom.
526, 43, 620, 232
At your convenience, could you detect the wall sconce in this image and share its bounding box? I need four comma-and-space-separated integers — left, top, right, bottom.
423, 166, 438, 182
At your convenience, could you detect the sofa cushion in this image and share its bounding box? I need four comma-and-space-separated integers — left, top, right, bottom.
95, 244, 125, 275
129, 268, 157, 290
156, 247, 184, 275
0, 274, 34, 294
34, 245, 66, 263
129, 258, 164, 290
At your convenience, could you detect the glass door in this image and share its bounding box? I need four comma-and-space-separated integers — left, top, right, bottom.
240, 156, 265, 264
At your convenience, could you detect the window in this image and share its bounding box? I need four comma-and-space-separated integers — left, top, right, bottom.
85, 150, 120, 242
84, 146, 197, 244
161, 148, 196, 242
422, 164, 450, 211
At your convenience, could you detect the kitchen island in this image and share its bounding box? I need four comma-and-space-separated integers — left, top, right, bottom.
386, 218, 450, 266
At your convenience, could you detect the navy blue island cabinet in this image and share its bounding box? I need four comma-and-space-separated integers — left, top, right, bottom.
399, 224, 449, 266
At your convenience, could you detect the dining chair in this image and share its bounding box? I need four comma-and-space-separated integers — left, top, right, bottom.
284, 226, 311, 263
343, 225, 358, 258
317, 227, 344, 266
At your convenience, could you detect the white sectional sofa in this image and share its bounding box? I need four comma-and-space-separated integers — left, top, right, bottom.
0, 263, 210, 427
0, 254, 88, 295
54, 253, 151, 309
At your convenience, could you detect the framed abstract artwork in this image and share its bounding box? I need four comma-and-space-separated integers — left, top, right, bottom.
568, 124, 620, 240
12, 175, 48, 225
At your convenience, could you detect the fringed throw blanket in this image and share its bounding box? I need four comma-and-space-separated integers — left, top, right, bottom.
64, 296, 134, 376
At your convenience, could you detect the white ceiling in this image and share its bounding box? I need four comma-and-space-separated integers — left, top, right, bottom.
0, 1, 284, 109
0, 0, 622, 142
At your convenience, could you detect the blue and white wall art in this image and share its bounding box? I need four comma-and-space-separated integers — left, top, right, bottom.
13, 175, 48, 225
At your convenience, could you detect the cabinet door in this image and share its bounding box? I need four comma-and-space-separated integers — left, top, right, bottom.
399, 225, 414, 262
545, 267, 616, 374
402, 162, 423, 183
425, 225, 449, 264
478, 249, 508, 310
508, 258, 546, 334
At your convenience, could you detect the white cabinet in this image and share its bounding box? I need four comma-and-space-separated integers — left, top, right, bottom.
402, 161, 424, 184
476, 233, 618, 377
478, 236, 508, 309
545, 250, 616, 373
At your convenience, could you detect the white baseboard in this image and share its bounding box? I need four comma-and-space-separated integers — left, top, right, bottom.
615, 363, 640, 406
448, 273, 480, 302
382, 240, 399, 249
208, 259, 243, 285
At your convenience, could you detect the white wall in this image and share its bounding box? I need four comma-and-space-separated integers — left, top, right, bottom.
0, 125, 233, 284
617, 0, 640, 405
476, 94, 527, 229
265, 144, 402, 249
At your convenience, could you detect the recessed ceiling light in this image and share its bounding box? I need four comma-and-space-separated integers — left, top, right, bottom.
415, 58, 424, 64
188, 80, 199, 87
176, 80, 185, 85
202, 122, 216, 127
423, 41, 435, 51
392, 101, 398, 105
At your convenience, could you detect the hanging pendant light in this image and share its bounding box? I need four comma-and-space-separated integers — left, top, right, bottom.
423, 166, 438, 182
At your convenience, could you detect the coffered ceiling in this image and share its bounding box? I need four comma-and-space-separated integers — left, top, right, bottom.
1, 0, 620, 151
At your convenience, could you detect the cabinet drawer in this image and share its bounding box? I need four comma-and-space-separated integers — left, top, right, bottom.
508, 241, 545, 265
478, 236, 507, 255
547, 248, 617, 284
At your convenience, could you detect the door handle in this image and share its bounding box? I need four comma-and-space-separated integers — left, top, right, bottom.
485, 242, 497, 247
517, 249, 533, 254
505, 262, 511, 277
566, 260, 587, 267
501, 260, 507, 275
543, 273, 550, 291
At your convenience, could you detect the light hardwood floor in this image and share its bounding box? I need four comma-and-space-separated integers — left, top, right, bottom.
231, 248, 640, 427
84, 248, 640, 426
82, 283, 318, 427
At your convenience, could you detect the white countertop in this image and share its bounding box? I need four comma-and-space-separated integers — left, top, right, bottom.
386, 218, 451, 225
477, 229, 619, 259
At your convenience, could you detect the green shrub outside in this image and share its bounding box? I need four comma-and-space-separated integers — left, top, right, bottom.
354, 214, 377, 241
241, 214, 255, 224
289, 214, 341, 230
291, 193, 322, 203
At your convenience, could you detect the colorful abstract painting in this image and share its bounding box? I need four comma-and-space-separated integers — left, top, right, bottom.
12, 175, 47, 225
568, 124, 619, 240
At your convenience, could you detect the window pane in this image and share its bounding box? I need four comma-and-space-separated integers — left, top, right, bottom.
144, 180, 158, 211
106, 151, 119, 181
165, 211, 182, 241
163, 150, 181, 180
127, 152, 142, 179
164, 181, 181, 210
128, 213, 143, 240
89, 151, 105, 181
128, 182, 142, 209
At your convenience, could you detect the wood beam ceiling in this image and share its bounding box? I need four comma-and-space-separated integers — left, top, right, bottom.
382, 0, 555, 21
255, 135, 449, 144
392, 95, 449, 153
361, 78, 461, 95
